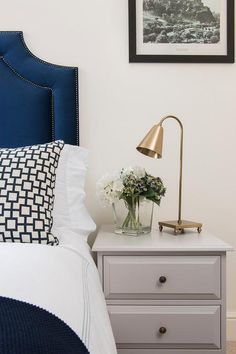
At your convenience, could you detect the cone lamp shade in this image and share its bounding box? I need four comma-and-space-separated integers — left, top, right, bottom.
136, 125, 163, 159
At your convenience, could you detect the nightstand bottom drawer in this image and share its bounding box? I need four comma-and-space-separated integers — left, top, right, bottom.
108, 305, 220, 349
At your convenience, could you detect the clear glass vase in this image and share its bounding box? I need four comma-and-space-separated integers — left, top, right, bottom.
112, 197, 154, 236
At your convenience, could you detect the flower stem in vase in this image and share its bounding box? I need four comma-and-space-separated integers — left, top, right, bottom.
122, 198, 141, 232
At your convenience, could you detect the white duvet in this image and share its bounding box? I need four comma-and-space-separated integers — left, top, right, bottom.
0, 230, 117, 354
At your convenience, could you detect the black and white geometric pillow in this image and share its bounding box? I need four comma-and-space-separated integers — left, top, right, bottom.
0, 141, 64, 245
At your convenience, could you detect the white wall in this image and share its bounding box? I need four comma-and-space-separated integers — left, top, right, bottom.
1, 0, 236, 336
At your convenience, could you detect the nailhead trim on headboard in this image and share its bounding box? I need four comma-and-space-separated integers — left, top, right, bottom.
0, 31, 79, 146
1, 56, 54, 140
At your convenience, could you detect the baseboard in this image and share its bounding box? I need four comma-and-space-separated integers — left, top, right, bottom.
227, 312, 236, 341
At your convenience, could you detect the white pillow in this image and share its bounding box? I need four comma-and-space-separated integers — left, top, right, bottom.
52, 144, 96, 240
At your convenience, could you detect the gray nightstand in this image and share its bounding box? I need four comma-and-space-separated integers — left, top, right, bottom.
92, 225, 232, 354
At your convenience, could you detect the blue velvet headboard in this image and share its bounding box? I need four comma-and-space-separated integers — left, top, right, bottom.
0, 31, 79, 148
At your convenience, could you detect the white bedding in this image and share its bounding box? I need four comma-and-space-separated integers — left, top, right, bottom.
0, 230, 117, 354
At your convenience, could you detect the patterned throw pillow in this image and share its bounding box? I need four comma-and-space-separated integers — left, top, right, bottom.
0, 141, 64, 245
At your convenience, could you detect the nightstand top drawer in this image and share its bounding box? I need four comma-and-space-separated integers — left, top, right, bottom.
108, 305, 220, 349
104, 255, 220, 300
92, 225, 232, 253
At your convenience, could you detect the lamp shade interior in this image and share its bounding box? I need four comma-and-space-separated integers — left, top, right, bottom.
136, 147, 161, 159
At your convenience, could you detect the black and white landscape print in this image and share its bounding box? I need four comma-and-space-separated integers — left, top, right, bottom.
143, 0, 220, 44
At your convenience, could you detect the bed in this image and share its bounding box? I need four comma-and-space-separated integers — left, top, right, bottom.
0, 31, 117, 354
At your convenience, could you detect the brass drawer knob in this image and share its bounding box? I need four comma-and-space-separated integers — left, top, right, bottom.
159, 327, 167, 334
159, 276, 167, 283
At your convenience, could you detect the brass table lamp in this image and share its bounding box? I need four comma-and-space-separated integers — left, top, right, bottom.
137, 115, 202, 234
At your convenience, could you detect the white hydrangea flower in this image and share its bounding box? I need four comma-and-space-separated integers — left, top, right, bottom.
113, 178, 124, 192
121, 166, 146, 179
97, 166, 149, 207
121, 166, 133, 177
132, 166, 146, 179
96, 172, 123, 206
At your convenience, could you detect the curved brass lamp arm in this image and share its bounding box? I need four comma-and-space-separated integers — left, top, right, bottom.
159, 115, 183, 224
160, 115, 183, 130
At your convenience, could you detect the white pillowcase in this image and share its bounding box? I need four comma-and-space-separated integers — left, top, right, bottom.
52, 144, 96, 240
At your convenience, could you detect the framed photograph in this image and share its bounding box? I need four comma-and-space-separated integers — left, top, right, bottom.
129, 0, 234, 63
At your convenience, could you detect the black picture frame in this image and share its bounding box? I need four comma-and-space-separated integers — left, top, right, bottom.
129, 0, 234, 63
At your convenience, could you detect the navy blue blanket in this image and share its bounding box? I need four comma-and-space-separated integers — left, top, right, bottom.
0, 296, 89, 354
